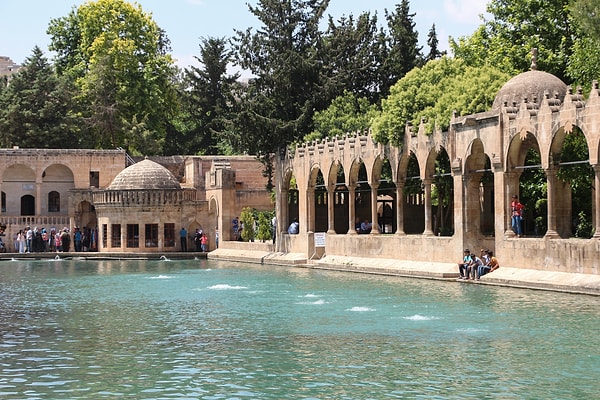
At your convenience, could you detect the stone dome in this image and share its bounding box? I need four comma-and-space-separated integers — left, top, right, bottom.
492, 70, 567, 110
107, 158, 181, 190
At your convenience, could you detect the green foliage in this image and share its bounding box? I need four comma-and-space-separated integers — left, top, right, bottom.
306, 91, 379, 141
47, 0, 178, 154
575, 211, 593, 238
239, 207, 256, 242
450, 0, 572, 81
380, 0, 422, 98
180, 37, 240, 155
371, 57, 510, 145
256, 211, 273, 242
321, 12, 385, 104
0, 47, 84, 148
567, 0, 600, 88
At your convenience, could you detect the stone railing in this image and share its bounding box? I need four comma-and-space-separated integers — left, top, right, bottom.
92, 188, 197, 206
0, 215, 70, 230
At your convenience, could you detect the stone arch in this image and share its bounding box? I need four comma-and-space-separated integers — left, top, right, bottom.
375, 156, 397, 233
328, 160, 348, 234
308, 165, 327, 233
403, 151, 424, 234
464, 139, 494, 236
3, 164, 35, 216
43, 164, 75, 215
428, 146, 454, 236
550, 124, 593, 238
351, 159, 371, 230
507, 131, 544, 236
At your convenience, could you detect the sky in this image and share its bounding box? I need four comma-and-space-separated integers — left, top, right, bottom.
0, 0, 489, 71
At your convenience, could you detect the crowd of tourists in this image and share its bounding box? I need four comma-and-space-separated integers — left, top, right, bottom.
12, 226, 97, 253
457, 248, 500, 280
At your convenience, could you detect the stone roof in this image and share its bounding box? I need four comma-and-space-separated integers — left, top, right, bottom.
492, 70, 567, 110
107, 158, 181, 190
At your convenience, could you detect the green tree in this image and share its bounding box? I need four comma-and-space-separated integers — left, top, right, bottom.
450, 0, 572, 81
380, 0, 422, 98
231, 0, 329, 189
425, 23, 444, 62
0, 46, 83, 148
180, 37, 240, 155
371, 57, 511, 145
306, 90, 379, 141
321, 12, 384, 104
239, 207, 256, 242
567, 0, 600, 88
47, 0, 178, 154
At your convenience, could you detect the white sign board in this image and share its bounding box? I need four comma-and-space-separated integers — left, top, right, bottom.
314, 232, 326, 247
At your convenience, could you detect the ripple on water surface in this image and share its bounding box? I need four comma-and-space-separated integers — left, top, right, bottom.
0, 259, 598, 399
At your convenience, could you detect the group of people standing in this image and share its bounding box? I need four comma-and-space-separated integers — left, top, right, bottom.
458, 248, 500, 281
13, 226, 96, 253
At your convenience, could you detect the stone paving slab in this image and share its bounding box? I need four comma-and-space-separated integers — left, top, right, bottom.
209, 250, 600, 296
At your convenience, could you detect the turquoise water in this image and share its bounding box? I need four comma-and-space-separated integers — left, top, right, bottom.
0, 259, 598, 399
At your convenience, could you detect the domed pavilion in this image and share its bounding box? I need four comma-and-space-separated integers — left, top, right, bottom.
93, 158, 202, 253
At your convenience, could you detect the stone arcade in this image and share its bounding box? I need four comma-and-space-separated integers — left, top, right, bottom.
275, 67, 600, 275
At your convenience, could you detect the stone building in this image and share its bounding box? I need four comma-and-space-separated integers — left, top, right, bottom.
276, 66, 600, 275
0, 149, 272, 252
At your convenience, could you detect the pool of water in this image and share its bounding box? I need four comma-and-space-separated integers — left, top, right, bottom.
0, 258, 598, 399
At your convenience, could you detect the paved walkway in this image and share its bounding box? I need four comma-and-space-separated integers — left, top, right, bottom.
208, 249, 600, 296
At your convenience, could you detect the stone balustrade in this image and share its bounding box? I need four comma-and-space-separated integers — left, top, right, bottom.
92, 188, 197, 206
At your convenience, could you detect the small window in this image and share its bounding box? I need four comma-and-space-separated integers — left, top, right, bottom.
1, 191, 5, 213
102, 224, 107, 248
127, 224, 139, 248
48, 191, 60, 212
111, 224, 121, 248
90, 171, 100, 188
145, 224, 158, 247
164, 223, 175, 247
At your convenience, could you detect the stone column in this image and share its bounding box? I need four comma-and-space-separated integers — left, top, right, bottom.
423, 179, 434, 236
347, 184, 357, 234
280, 188, 289, 241
594, 165, 600, 238
306, 188, 315, 233
395, 181, 406, 235
370, 183, 380, 234
35, 180, 42, 216
544, 167, 559, 238
504, 173, 518, 237
327, 185, 336, 234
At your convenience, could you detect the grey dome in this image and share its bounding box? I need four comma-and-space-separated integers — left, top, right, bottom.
492, 70, 567, 110
108, 158, 181, 190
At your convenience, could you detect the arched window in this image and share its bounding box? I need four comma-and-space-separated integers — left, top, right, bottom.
48, 191, 60, 212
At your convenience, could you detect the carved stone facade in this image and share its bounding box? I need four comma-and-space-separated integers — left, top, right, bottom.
0, 150, 272, 253
276, 69, 600, 275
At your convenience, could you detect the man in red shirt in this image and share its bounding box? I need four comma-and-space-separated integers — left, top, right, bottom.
511, 195, 525, 237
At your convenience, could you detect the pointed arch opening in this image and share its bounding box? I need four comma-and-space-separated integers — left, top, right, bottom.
404, 152, 424, 234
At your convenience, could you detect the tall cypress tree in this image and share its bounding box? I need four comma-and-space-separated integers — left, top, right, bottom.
0, 46, 83, 148
380, 0, 422, 98
180, 37, 240, 155
231, 0, 330, 188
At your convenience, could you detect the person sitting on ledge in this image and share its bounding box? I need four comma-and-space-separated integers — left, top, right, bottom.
360, 219, 372, 234
476, 250, 500, 280
467, 251, 483, 280
458, 249, 472, 279
287, 219, 299, 234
